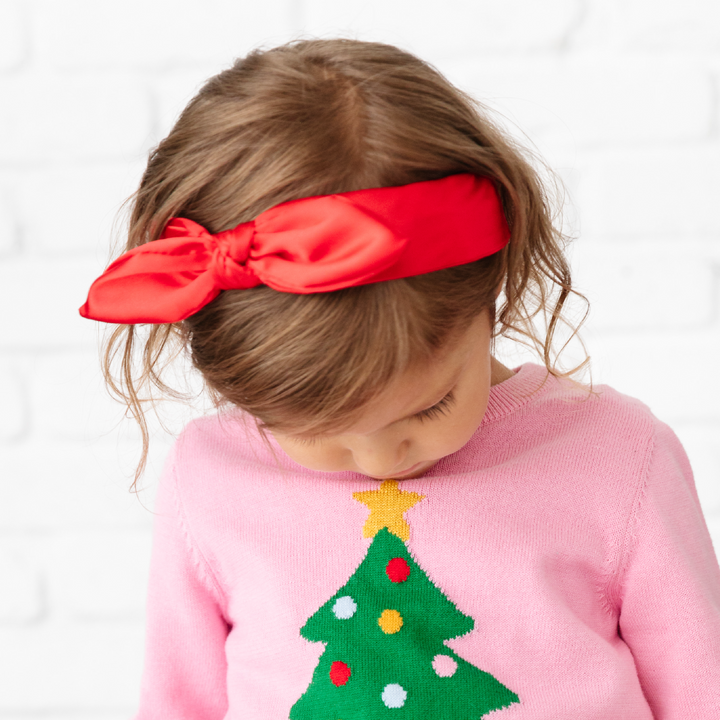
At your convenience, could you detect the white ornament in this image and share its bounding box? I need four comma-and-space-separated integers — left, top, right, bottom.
332, 596, 357, 619
382, 683, 407, 709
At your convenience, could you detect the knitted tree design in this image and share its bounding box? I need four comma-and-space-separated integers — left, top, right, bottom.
290, 480, 519, 719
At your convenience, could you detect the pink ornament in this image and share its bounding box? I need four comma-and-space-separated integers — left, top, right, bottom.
432, 654, 458, 678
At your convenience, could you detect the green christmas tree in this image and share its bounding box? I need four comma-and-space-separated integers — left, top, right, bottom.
290, 480, 519, 719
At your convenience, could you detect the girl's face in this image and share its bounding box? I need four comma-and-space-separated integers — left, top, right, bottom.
273, 311, 512, 480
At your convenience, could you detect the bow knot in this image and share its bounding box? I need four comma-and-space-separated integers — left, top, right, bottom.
210, 224, 260, 290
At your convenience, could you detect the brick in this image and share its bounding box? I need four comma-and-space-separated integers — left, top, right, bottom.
0, 622, 144, 709
570, 1, 720, 52
0, 360, 28, 441
571, 240, 714, 330
0, 192, 19, 256
47, 530, 152, 620
673, 423, 720, 516
616, 0, 720, 52
575, 145, 720, 239
0, 440, 169, 530
706, 515, 720, 558
18, 162, 145, 255
34, 0, 295, 69
30, 351, 205, 443
30, 351, 133, 443
153, 69, 219, 139
707, 515, 720, 561
443, 56, 712, 155
0, 74, 152, 163
586, 327, 720, 424
303, 0, 581, 59
0, 537, 42, 622
0, 257, 116, 349
0, 1, 27, 71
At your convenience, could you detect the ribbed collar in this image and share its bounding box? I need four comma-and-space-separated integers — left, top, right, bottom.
481, 362, 554, 426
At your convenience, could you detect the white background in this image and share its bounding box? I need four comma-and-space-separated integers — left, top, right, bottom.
0, 0, 719, 716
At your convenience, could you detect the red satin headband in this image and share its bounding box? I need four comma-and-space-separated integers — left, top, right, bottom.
79, 173, 510, 324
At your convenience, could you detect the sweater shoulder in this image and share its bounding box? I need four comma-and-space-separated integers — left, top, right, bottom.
173, 410, 270, 461
471, 365, 665, 488
163, 410, 278, 503
485, 363, 661, 444
541, 369, 662, 441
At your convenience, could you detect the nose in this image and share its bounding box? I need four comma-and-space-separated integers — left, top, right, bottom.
350, 435, 410, 479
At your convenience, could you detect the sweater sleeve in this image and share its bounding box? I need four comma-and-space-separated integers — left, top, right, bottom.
134, 446, 230, 719
616, 420, 720, 717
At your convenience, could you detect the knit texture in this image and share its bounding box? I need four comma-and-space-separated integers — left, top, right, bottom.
134, 363, 720, 719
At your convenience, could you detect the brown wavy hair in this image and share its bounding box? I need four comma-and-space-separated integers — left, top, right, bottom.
102, 38, 588, 489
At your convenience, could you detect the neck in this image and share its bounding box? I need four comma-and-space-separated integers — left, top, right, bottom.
490, 356, 515, 386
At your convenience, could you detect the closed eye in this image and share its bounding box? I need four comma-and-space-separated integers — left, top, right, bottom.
291, 433, 322, 446
290, 389, 456, 442
413, 391, 455, 422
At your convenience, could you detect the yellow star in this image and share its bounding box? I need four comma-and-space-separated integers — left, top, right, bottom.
353, 480, 425, 541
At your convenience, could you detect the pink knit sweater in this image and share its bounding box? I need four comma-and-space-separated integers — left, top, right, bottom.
135, 363, 720, 719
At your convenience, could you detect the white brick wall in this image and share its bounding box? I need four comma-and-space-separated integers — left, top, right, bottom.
18, 162, 147, 255
33, 0, 296, 69
0, 1, 28, 71
303, 0, 583, 57
1, 1, 718, 716
0, 75, 153, 163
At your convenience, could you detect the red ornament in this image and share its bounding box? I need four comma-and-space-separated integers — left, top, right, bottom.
329, 661, 351, 687
386, 557, 411, 583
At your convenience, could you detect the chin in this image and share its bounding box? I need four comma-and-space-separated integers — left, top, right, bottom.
371, 460, 436, 481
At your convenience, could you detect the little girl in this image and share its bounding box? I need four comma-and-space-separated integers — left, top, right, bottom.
80, 39, 720, 719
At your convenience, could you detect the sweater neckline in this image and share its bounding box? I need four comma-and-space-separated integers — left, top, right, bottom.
482, 362, 554, 426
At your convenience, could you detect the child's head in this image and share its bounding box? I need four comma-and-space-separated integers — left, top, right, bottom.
100, 38, 583, 480
273, 310, 499, 480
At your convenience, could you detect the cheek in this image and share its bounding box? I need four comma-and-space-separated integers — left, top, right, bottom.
276, 439, 348, 472
433, 388, 491, 452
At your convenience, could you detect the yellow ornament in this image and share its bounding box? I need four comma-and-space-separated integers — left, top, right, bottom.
378, 609, 403, 634
353, 480, 425, 541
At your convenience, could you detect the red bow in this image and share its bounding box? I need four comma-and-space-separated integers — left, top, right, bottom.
79, 174, 509, 324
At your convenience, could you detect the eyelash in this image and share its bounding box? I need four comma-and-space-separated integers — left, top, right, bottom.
413, 391, 455, 422
293, 433, 321, 446
292, 390, 456, 444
